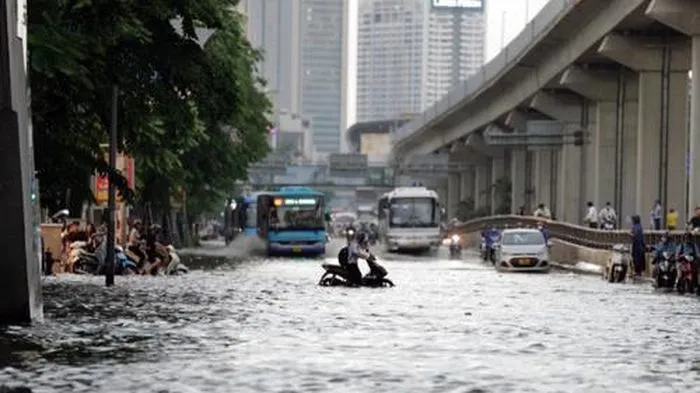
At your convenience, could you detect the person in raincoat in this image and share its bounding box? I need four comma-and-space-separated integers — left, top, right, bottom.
630, 215, 646, 276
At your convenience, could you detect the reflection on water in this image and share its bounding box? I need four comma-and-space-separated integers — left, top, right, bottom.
2, 249, 700, 392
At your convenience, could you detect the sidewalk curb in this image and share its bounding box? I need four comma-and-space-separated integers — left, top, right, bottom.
551, 261, 654, 283
550, 261, 599, 276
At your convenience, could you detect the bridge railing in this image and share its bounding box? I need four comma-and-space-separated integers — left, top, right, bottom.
452, 215, 692, 250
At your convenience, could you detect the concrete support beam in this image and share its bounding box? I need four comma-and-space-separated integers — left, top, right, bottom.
560, 66, 623, 102
0, 1, 43, 324
510, 150, 527, 214
465, 131, 504, 158
529, 91, 580, 122
504, 111, 529, 132
491, 156, 507, 215
598, 33, 691, 72
646, 0, 700, 37
474, 164, 491, 210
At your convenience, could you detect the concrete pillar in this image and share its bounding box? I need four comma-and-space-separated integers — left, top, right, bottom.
459, 169, 474, 203
0, 1, 43, 323
534, 149, 553, 209
620, 101, 639, 223
594, 101, 617, 207
636, 71, 688, 222
510, 150, 526, 214
447, 173, 460, 219
691, 36, 700, 215
556, 144, 582, 223
474, 164, 490, 210
490, 155, 506, 214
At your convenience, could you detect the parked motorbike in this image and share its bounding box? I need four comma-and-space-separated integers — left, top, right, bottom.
449, 234, 461, 258
164, 245, 188, 275
603, 244, 629, 283
318, 255, 394, 287
676, 254, 695, 294
655, 251, 677, 289
115, 246, 139, 275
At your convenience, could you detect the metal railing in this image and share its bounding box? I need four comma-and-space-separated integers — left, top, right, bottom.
451, 215, 692, 250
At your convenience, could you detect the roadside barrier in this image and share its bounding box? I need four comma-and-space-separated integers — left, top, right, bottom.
450, 215, 690, 250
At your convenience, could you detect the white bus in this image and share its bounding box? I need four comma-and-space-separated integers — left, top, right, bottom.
377, 187, 442, 252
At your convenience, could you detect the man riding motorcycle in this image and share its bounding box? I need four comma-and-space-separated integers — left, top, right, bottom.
481, 225, 500, 262
338, 231, 375, 286
676, 231, 699, 290
652, 232, 676, 274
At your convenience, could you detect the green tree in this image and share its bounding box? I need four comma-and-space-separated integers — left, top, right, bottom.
29, 0, 271, 222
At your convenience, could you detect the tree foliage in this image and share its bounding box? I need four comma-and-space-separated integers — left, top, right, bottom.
29, 0, 271, 217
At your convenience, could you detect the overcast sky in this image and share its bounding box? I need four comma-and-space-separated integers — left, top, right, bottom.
345, 0, 551, 134
485, 0, 550, 61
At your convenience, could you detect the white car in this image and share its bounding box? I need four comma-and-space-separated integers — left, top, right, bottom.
494, 228, 552, 273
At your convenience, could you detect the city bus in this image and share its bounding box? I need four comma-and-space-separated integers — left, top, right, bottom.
236, 192, 269, 237
377, 187, 442, 253
256, 187, 328, 256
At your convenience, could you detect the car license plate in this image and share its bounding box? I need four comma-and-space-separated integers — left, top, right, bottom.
292, 246, 302, 252
518, 259, 529, 265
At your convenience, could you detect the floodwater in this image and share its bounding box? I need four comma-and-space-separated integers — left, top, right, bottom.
2, 243, 700, 393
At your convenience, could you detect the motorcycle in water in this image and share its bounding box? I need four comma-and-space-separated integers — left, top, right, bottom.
115, 246, 139, 275
603, 244, 629, 283
164, 245, 189, 275
318, 255, 394, 287
481, 238, 497, 264
676, 253, 694, 294
448, 234, 462, 258
655, 251, 677, 289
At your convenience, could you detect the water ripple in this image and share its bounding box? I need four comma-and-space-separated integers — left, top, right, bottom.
1, 251, 700, 392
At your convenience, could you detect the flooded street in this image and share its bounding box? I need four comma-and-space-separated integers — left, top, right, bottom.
2, 245, 700, 393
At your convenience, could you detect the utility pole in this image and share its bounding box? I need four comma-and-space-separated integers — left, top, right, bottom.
105, 85, 118, 286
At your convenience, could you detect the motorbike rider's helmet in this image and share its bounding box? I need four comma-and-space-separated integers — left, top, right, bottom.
355, 231, 369, 247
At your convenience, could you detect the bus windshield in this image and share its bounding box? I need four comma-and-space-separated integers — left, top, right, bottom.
271, 196, 325, 230
389, 197, 437, 227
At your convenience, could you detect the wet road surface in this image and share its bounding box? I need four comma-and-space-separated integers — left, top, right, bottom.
2, 245, 700, 393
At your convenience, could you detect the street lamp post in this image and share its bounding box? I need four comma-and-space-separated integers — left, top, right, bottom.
104, 20, 215, 287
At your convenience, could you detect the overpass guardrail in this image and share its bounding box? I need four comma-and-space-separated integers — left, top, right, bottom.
451, 215, 690, 250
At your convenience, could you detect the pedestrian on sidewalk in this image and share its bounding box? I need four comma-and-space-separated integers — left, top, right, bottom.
598, 202, 617, 230
650, 200, 662, 230
630, 214, 646, 277
583, 202, 598, 229
688, 207, 700, 231
666, 208, 678, 231
533, 203, 551, 219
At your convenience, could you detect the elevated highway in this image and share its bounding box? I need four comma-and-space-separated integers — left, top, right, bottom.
391, 0, 700, 227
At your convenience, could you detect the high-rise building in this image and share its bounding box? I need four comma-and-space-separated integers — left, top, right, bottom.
356, 0, 485, 123
239, 0, 349, 156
